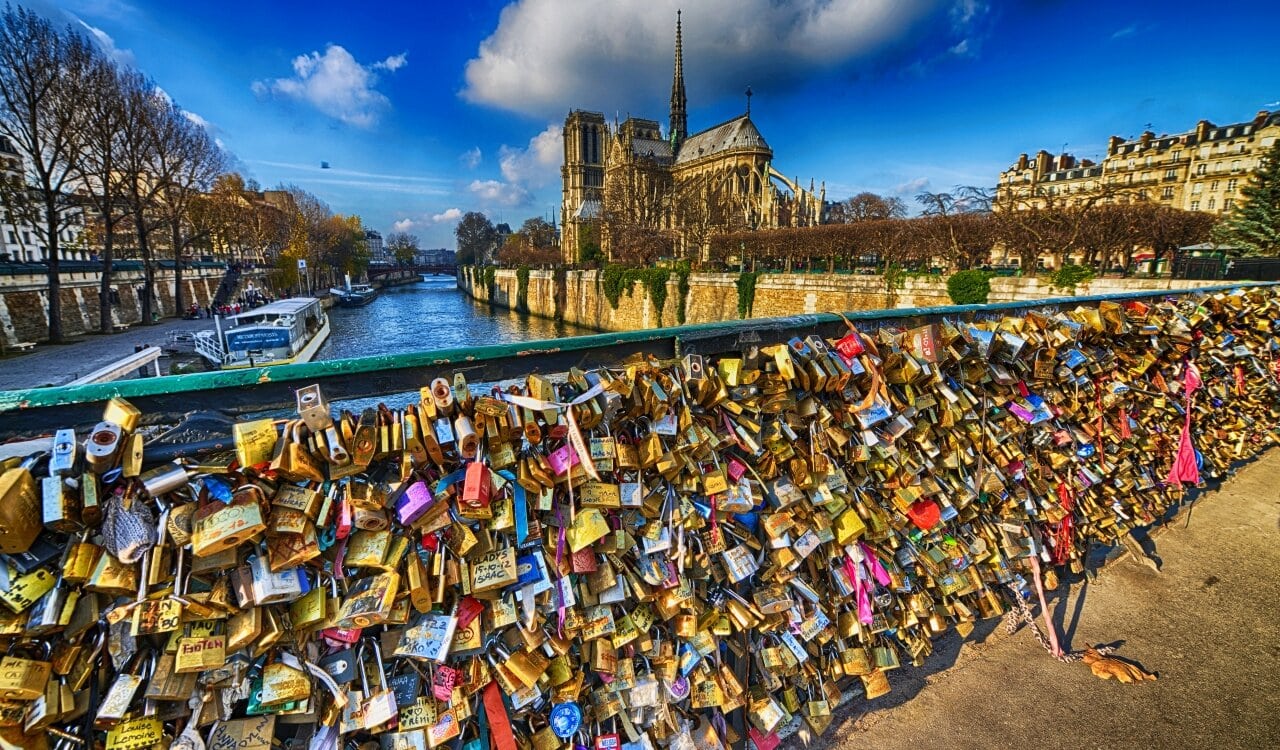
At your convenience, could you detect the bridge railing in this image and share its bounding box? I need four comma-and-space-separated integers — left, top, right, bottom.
0, 281, 1274, 439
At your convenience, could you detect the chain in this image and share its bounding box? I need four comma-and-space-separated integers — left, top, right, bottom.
1002, 584, 1114, 664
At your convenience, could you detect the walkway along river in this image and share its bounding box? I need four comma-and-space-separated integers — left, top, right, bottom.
0, 276, 587, 390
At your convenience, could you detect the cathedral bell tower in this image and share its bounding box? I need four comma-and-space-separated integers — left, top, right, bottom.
669, 10, 687, 150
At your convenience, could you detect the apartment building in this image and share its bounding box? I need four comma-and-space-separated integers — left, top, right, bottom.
997, 109, 1280, 215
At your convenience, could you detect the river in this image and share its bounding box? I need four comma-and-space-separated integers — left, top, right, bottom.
315, 276, 588, 361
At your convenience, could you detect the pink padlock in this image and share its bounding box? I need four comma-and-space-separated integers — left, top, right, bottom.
546, 444, 580, 476
396, 481, 435, 526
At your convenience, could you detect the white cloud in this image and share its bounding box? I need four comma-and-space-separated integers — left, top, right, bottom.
393, 218, 417, 232
374, 53, 408, 72
183, 110, 217, 132
498, 125, 561, 186
77, 19, 133, 65
432, 208, 464, 224
1111, 24, 1138, 39
464, 0, 985, 117
468, 179, 532, 207
252, 44, 406, 128
1265, 100, 1280, 109
461, 147, 482, 169
893, 177, 930, 195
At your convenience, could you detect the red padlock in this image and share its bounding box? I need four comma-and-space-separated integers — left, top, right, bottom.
462, 461, 491, 509
336, 497, 353, 539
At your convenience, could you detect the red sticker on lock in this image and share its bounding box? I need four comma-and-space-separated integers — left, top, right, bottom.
594, 733, 620, 750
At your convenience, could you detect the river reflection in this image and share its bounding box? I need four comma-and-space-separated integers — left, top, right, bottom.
315, 276, 589, 361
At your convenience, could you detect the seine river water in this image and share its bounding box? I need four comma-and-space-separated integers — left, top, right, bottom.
314, 276, 589, 361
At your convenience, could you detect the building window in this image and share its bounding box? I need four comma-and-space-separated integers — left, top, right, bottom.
1237, 144, 1246, 153
6, 232, 12, 244
1138, 189, 1148, 200
1231, 160, 1241, 172
21, 231, 28, 243
1171, 151, 1181, 162
1227, 178, 1237, 192
1196, 164, 1207, 175
1145, 156, 1153, 166
1208, 198, 1216, 210
1127, 159, 1135, 169
1162, 187, 1175, 199
1224, 198, 1234, 210
1193, 182, 1203, 194
1165, 169, 1177, 179
1191, 200, 1200, 210
1210, 180, 1219, 191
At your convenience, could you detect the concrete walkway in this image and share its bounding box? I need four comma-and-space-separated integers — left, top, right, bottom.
0, 316, 212, 390
822, 452, 1280, 750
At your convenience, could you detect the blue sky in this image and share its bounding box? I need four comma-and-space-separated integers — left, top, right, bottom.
38, 0, 1280, 248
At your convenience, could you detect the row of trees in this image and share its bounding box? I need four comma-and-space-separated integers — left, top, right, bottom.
709, 197, 1215, 274
0, 6, 375, 342
0, 5, 226, 341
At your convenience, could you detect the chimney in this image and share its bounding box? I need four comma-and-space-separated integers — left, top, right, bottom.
1195, 119, 1212, 141
1034, 150, 1052, 178
1017, 153, 1029, 170
1080, 158, 1095, 167
1255, 110, 1270, 127
1107, 135, 1123, 156
1058, 153, 1075, 170
1140, 131, 1153, 148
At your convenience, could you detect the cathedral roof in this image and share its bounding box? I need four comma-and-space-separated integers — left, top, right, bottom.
675, 115, 771, 165
631, 137, 674, 163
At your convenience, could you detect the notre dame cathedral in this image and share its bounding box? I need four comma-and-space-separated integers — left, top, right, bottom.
560, 11, 827, 263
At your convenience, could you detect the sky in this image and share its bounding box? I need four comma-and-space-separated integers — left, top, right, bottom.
33, 0, 1280, 249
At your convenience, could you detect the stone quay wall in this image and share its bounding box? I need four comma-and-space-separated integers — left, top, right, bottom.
460, 268, 1224, 333
0, 265, 267, 347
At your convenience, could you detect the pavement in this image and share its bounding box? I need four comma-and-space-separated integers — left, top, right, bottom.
0, 316, 213, 390
819, 451, 1280, 750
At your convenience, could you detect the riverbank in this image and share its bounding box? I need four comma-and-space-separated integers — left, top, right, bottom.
459, 267, 1224, 332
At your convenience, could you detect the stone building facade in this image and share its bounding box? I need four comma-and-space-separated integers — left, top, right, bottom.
560, 12, 825, 263
997, 110, 1280, 215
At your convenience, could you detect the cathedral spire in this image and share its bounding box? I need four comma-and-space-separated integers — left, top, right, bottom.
669, 10, 687, 149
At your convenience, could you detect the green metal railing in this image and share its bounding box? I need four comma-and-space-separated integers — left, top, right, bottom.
0, 281, 1274, 438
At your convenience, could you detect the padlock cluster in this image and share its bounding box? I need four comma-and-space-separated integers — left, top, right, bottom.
1, 287, 1278, 750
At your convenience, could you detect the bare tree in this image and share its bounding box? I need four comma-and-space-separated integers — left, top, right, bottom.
76, 55, 131, 332
829, 192, 908, 223
0, 7, 95, 342
117, 70, 186, 325
157, 111, 226, 313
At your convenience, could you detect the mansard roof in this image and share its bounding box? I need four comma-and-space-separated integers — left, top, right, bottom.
675, 115, 771, 165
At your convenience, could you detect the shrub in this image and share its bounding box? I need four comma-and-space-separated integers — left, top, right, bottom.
736, 271, 760, 318
946, 269, 993, 305
1048, 264, 1095, 293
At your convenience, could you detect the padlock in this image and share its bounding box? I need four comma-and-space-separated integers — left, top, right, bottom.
357, 637, 398, 731
0, 457, 41, 554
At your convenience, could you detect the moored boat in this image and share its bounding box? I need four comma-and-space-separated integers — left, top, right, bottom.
194, 297, 330, 369
329, 282, 378, 307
